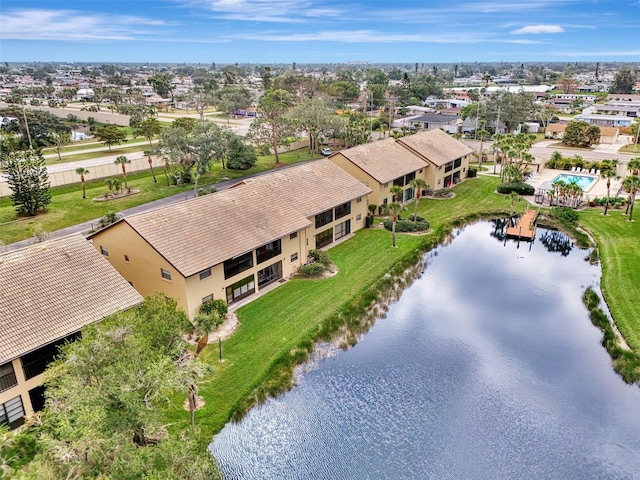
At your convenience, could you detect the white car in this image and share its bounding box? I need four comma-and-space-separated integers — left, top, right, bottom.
321, 148, 332, 156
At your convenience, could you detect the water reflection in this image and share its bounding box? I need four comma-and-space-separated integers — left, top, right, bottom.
210, 222, 640, 480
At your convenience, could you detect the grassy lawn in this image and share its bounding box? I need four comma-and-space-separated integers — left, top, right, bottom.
580, 208, 640, 351
619, 144, 640, 154
43, 142, 156, 165
0, 148, 322, 245
41, 137, 155, 157
163, 175, 512, 439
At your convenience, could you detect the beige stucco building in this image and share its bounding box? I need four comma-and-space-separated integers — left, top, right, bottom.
329, 129, 474, 209
0, 234, 142, 429
89, 159, 371, 318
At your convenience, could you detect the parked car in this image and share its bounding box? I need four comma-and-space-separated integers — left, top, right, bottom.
321, 148, 332, 156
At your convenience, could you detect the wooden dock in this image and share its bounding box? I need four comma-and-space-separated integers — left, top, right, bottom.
506, 209, 538, 241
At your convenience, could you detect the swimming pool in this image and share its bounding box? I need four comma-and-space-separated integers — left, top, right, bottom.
551, 173, 597, 191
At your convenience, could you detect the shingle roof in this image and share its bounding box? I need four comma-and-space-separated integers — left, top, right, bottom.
120, 159, 369, 278
396, 129, 474, 167
410, 114, 459, 124
334, 138, 428, 184
0, 234, 142, 364
242, 158, 372, 217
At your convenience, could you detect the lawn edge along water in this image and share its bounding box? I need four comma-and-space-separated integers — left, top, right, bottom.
162, 176, 514, 449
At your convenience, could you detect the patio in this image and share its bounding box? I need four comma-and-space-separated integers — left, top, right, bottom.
525, 168, 624, 203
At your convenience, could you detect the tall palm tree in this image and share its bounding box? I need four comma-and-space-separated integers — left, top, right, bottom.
114, 155, 131, 190
147, 155, 157, 183
600, 161, 619, 215
476, 128, 491, 169
389, 185, 404, 203
409, 178, 429, 221
75, 167, 89, 199
384, 202, 405, 248
622, 175, 640, 221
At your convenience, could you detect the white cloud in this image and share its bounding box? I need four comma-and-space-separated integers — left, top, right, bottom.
0, 9, 168, 41
510, 24, 564, 34
228, 29, 490, 43
187, 0, 344, 22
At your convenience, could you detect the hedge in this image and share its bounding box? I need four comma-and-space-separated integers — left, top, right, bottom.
383, 219, 430, 232
497, 182, 535, 195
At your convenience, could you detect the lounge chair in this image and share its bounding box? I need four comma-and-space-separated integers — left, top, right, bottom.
596, 170, 600, 176
571, 166, 577, 172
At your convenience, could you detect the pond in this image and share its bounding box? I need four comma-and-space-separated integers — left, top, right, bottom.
210, 221, 640, 480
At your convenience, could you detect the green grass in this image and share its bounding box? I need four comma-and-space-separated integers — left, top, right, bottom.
580, 208, 640, 351
43, 142, 157, 165
162, 176, 512, 440
0, 149, 322, 245
41, 137, 155, 156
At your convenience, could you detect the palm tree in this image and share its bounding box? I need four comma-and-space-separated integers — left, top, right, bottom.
409, 178, 429, 221
114, 155, 131, 190
389, 185, 404, 203
548, 150, 563, 169
476, 129, 491, 169
75, 167, 89, 199
144, 152, 158, 183
627, 157, 640, 176
622, 175, 640, 221
600, 162, 619, 215
384, 202, 405, 248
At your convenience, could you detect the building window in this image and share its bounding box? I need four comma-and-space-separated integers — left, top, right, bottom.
257, 261, 282, 288
315, 228, 333, 248
454, 158, 462, 169
124, 254, 129, 262
21, 333, 80, 381
223, 251, 253, 280
393, 177, 404, 187
161, 268, 172, 281
315, 209, 333, 229
0, 396, 25, 430
383, 198, 388, 205
256, 239, 282, 265
291, 252, 298, 262
202, 294, 214, 304
100, 246, 109, 256
199, 268, 211, 280
444, 161, 454, 173
356, 213, 362, 221
335, 220, 351, 240
290, 232, 298, 239
226, 275, 255, 304
334, 202, 351, 220
0, 362, 18, 393
406, 171, 416, 183
356, 196, 362, 203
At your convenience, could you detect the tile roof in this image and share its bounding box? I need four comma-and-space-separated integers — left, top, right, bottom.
334, 138, 428, 184
0, 234, 142, 364
396, 129, 474, 167
124, 184, 311, 278
546, 123, 567, 133
119, 160, 369, 278
241, 158, 372, 217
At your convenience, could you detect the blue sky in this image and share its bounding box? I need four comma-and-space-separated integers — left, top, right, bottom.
1, 0, 639, 64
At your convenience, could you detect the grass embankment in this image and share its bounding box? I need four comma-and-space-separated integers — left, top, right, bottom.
0, 149, 321, 245
580, 209, 640, 351
164, 176, 512, 440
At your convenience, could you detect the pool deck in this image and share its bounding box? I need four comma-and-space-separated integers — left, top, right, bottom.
525, 168, 623, 201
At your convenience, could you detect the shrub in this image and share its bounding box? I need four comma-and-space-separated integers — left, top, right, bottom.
432, 188, 452, 198
308, 249, 332, 266
297, 263, 325, 276
383, 219, 430, 232
592, 196, 625, 207
407, 214, 426, 222
497, 182, 535, 195
98, 211, 120, 228
199, 298, 228, 317
368, 204, 377, 215
550, 206, 579, 223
